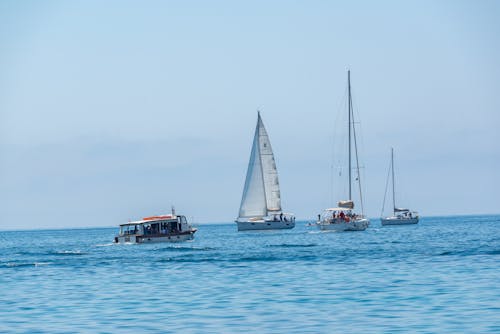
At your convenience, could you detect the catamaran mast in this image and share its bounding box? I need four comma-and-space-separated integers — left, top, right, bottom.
348, 70, 352, 200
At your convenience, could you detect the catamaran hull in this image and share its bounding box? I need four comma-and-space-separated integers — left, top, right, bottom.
237, 221, 295, 231
317, 219, 370, 232
115, 230, 196, 244
381, 217, 418, 225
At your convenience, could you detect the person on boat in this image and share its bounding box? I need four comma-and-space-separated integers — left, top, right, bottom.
339, 211, 345, 220
280, 213, 283, 221
284, 216, 288, 222
409, 212, 413, 218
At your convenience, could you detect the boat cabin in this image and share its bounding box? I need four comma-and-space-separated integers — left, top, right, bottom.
394, 208, 418, 219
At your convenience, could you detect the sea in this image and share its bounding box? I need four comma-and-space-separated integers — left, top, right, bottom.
1, 215, 499, 333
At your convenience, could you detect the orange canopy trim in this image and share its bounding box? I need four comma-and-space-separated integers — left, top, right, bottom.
143, 215, 173, 221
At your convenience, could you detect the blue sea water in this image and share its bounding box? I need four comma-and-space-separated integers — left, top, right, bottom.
1, 215, 499, 333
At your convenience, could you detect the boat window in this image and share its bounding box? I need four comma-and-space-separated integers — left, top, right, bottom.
181, 216, 187, 224
151, 223, 159, 234
122, 225, 138, 235
170, 221, 177, 231
160, 221, 171, 234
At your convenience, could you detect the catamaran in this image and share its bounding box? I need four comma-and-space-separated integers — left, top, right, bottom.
380, 148, 419, 225
316, 70, 370, 232
236, 112, 295, 231
114, 208, 197, 243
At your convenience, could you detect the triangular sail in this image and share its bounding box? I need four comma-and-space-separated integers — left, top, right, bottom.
238, 113, 281, 219
257, 115, 281, 213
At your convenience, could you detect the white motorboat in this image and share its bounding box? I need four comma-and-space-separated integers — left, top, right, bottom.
380, 148, 419, 225
236, 112, 295, 231
316, 70, 369, 232
115, 209, 197, 243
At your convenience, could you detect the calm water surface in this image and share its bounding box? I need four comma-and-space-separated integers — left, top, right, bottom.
1, 215, 499, 333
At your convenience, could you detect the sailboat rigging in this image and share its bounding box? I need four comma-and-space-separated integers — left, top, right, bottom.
316, 70, 370, 232
380, 148, 419, 225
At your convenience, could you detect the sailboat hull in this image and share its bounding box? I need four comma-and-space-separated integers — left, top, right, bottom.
381, 217, 419, 225
237, 220, 295, 231
317, 218, 369, 232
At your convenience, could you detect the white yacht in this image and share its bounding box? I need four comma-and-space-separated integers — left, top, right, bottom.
380, 148, 419, 225
316, 70, 369, 232
115, 209, 197, 243
236, 112, 295, 231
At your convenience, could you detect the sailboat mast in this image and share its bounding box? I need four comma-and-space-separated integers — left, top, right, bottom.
391, 147, 396, 215
348, 70, 352, 200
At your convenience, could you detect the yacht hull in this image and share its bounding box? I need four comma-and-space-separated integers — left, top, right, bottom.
115, 230, 196, 244
381, 217, 418, 225
317, 218, 369, 232
237, 220, 295, 231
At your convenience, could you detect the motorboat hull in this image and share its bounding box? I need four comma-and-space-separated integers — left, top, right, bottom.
237, 220, 295, 231
317, 218, 370, 232
381, 217, 419, 225
115, 230, 197, 244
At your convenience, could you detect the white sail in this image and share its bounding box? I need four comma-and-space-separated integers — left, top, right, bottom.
238, 113, 281, 219
257, 115, 281, 213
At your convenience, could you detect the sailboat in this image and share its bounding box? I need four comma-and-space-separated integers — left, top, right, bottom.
380, 148, 419, 225
236, 112, 295, 231
316, 70, 370, 231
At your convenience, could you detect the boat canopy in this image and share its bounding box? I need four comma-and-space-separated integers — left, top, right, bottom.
143, 215, 174, 221
338, 200, 354, 209
324, 207, 353, 212
120, 216, 179, 226
394, 208, 409, 212
119, 222, 143, 227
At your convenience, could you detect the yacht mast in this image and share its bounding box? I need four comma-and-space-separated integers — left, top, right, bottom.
391, 147, 396, 216
348, 70, 352, 200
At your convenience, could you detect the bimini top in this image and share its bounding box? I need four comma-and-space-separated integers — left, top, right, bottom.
337, 200, 354, 209
394, 208, 410, 212
324, 207, 353, 212
119, 215, 178, 226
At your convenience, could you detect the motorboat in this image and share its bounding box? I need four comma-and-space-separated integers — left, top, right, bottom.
115, 210, 197, 243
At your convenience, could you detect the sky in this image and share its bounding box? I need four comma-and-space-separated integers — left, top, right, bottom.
1, 0, 499, 229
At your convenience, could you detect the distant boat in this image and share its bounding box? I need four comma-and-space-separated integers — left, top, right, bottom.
115, 208, 197, 243
380, 148, 419, 225
316, 70, 370, 232
236, 112, 295, 231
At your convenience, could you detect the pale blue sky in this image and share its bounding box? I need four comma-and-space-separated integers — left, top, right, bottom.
1, 0, 499, 229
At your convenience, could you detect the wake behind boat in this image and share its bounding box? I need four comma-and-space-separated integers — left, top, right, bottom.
380, 148, 419, 225
236, 112, 295, 231
316, 70, 369, 232
115, 208, 197, 243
